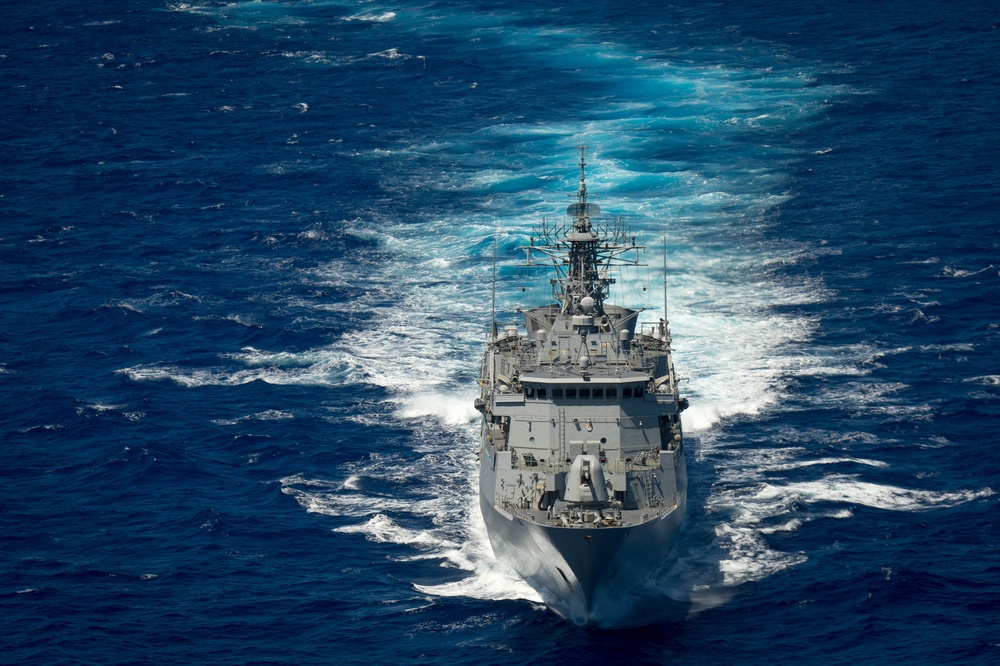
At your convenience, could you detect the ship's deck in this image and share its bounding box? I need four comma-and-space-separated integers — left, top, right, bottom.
500, 496, 680, 529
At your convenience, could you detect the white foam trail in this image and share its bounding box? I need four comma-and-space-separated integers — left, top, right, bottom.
117, 347, 365, 387
754, 477, 994, 512
343, 11, 396, 23
704, 458, 994, 586
261, 9, 857, 615
412, 497, 543, 604
395, 392, 480, 426
161, 0, 991, 618
966, 374, 1000, 385
335, 514, 457, 549
939, 264, 996, 278
281, 472, 453, 519
281, 435, 544, 606
213, 409, 294, 425
714, 524, 809, 587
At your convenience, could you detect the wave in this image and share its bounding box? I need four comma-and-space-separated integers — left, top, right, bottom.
118, 348, 364, 387
939, 264, 996, 278
344, 12, 397, 24
335, 514, 456, 549
756, 477, 993, 512
964, 375, 1000, 386
703, 448, 994, 586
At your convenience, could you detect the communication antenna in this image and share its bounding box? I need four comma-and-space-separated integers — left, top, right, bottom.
663, 237, 669, 326
490, 233, 498, 340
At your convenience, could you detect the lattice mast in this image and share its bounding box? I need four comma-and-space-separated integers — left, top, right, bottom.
524, 146, 644, 314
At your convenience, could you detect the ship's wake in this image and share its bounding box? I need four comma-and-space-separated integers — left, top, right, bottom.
154, 0, 994, 626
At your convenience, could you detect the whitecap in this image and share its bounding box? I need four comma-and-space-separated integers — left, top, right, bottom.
335, 514, 456, 550
367, 48, 411, 60
754, 477, 994, 512
714, 524, 808, 586
939, 264, 996, 278
393, 392, 479, 427
343, 11, 396, 23
964, 375, 1000, 385
122, 343, 367, 387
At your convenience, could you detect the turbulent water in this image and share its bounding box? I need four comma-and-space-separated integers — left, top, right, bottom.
3, 0, 998, 663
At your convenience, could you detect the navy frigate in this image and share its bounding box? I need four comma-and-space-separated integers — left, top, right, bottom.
476, 147, 689, 624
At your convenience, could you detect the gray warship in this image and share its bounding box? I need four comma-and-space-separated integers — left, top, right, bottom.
476, 147, 689, 624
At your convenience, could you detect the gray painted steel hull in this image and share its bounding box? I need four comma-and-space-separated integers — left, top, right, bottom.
479, 454, 686, 625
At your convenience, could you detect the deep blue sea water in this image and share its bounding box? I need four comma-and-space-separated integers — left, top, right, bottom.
3, 0, 999, 663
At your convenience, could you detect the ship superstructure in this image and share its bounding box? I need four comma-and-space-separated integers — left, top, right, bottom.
476, 147, 688, 624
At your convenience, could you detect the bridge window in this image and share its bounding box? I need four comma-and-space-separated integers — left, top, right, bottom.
537, 387, 547, 399
635, 385, 643, 398
622, 387, 632, 399
592, 388, 604, 398
606, 388, 617, 398
552, 388, 564, 398
579, 388, 590, 399
524, 385, 535, 399
566, 388, 577, 399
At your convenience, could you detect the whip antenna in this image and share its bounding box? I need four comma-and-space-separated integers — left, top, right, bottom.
662, 237, 669, 340
490, 233, 498, 340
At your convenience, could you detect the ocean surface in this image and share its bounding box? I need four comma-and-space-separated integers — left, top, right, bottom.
3, 0, 998, 663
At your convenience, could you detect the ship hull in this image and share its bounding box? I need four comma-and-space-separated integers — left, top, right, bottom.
479, 452, 687, 625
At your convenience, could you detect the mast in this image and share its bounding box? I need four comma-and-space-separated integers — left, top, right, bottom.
521, 147, 645, 316
563, 145, 604, 314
